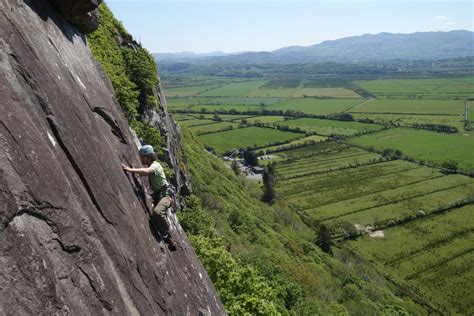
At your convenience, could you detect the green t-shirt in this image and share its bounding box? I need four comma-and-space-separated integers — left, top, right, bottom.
148, 161, 169, 193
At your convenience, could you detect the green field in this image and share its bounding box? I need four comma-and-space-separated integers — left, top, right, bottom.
200, 80, 267, 97
167, 97, 213, 109
350, 128, 474, 171
267, 98, 363, 115
199, 126, 302, 154
259, 135, 327, 153
350, 99, 465, 115
179, 119, 216, 127
165, 84, 220, 97
292, 87, 361, 98
205, 97, 283, 106
351, 113, 465, 130
355, 77, 474, 98
348, 204, 474, 314
468, 101, 474, 122
244, 116, 287, 124
189, 121, 240, 135
276, 117, 384, 136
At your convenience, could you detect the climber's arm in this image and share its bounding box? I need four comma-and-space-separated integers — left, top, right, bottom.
121, 164, 154, 176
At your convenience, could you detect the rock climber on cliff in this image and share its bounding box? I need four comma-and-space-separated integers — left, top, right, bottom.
121, 145, 177, 251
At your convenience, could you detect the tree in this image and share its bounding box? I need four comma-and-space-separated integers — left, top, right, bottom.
315, 225, 332, 254
262, 163, 277, 204
441, 160, 458, 173
243, 150, 259, 166
213, 113, 222, 122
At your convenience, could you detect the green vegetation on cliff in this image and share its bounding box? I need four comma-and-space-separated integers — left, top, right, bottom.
87, 3, 163, 149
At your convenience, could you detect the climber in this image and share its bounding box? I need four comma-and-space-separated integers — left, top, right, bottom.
121, 145, 177, 251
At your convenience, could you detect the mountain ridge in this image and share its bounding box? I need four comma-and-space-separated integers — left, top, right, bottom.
155, 30, 474, 64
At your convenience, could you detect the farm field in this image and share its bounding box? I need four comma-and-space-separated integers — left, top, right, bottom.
292, 87, 361, 98
179, 119, 215, 127
164, 84, 220, 97
200, 80, 267, 97
244, 116, 287, 124
267, 98, 362, 115
354, 77, 474, 98
275, 117, 384, 136
205, 97, 283, 106
258, 135, 327, 154
468, 101, 474, 122
349, 99, 465, 115
348, 204, 474, 314
273, 141, 474, 313
167, 97, 213, 109
199, 126, 302, 154
189, 121, 239, 135
351, 113, 465, 130
350, 128, 474, 171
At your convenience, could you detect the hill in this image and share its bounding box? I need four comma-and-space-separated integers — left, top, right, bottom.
156, 31, 474, 64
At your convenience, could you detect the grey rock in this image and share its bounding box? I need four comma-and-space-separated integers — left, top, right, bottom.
0, 0, 224, 315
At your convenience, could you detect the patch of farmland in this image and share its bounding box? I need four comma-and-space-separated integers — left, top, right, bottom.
189, 122, 240, 135
200, 80, 267, 97
189, 104, 260, 112
304, 174, 472, 221
268, 98, 362, 115
351, 113, 465, 130
199, 127, 302, 154
354, 77, 474, 98
350, 128, 474, 171
179, 119, 216, 127
172, 113, 195, 121
276, 142, 354, 160
244, 116, 288, 124
248, 88, 301, 98
167, 98, 214, 109
278, 160, 419, 196
285, 167, 442, 210
349, 99, 464, 115
164, 84, 220, 97
276, 117, 384, 136
292, 88, 361, 98
259, 135, 327, 153
188, 114, 256, 121
314, 177, 474, 226
468, 101, 474, 122
348, 204, 474, 314
204, 97, 284, 106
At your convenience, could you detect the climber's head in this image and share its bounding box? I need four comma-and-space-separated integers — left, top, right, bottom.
139, 145, 156, 166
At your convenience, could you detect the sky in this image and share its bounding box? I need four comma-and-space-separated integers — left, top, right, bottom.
106, 0, 474, 53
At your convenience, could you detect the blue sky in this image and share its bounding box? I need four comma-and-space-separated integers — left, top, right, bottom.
105, 0, 473, 53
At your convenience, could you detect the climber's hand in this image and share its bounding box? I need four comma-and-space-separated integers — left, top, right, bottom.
121, 163, 132, 172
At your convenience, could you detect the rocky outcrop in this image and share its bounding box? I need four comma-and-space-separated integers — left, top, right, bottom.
0, 0, 224, 314
48, 0, 102, 34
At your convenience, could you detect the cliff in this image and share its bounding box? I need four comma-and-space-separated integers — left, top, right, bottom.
0, 0, 223, 314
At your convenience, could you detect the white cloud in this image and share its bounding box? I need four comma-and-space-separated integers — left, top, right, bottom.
434, 15, 449, 20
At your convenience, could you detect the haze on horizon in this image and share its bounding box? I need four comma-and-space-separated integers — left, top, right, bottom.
106, 0, 473, 54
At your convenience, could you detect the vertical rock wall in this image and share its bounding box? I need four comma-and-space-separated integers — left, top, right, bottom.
0, 0, 224, 314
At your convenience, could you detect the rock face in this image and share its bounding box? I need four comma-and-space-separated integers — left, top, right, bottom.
0, 0, 224, 315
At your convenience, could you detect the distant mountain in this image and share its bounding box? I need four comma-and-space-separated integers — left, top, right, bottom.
154, 51, 248, 62
156, 31, 474, 65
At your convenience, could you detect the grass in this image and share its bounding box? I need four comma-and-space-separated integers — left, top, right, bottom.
468, 101, 474, 122
244, 116, 288, 124
205, 97, 284, 106
189, 122, 240, 134
350, 128, 474, 171
200, 80, 267, 97
351, 113, 465, 130
354, 77, 474, 98
199, 127, 302, 154
167, 97, 213, 109
292, 88, 361, 98
268, 98, 363, 115
259, 135, 327, 153
165, 85, 220, 97
276, 117, 384, 136
249, 88, 300, 98
349, 99, 465, 115
347, 204, 474, 314
179, 119, 216, 127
